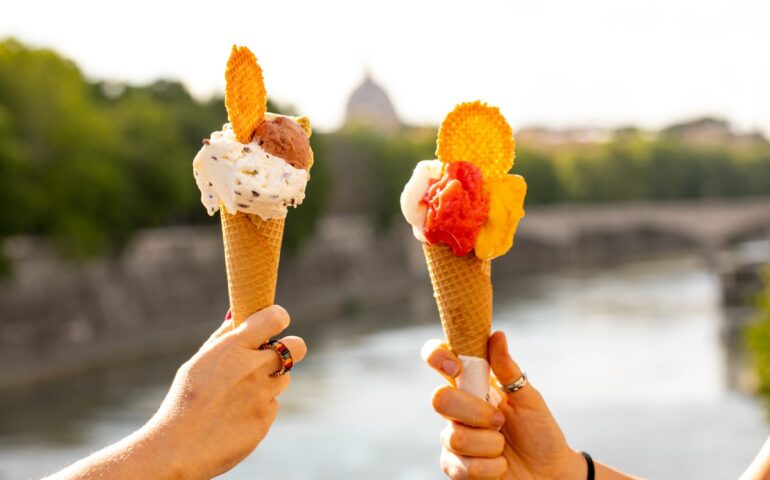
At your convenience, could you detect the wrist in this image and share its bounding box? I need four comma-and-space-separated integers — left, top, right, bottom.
559, 448, 589, 480
133, 422, 195, 480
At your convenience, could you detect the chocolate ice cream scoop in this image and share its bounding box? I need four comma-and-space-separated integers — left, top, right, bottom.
253, 116, 312, 170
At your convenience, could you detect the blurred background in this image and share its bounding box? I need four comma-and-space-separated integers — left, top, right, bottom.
1, 1, 770, 479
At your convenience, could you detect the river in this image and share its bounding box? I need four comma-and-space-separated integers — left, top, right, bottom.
0, 256, 767, 479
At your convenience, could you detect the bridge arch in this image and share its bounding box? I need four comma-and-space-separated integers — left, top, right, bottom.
570, 225, 703, 264
723, 224, 770, 248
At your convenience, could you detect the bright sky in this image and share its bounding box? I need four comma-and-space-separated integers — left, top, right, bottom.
2, 0, 768, 134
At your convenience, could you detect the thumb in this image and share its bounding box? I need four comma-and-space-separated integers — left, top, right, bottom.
488, 331, 543, 407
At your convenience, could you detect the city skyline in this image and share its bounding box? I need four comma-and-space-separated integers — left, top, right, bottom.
1, 0, 768, 134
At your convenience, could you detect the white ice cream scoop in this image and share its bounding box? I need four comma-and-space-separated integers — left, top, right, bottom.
193, 123, 308, 220
400, 159, 444, 242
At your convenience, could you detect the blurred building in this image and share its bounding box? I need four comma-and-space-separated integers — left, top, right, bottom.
662, 117, 766, 147
320, 72, 405, 219
343, 71, 401, 133
517, 127, 610, 148
518, 118, 768, 149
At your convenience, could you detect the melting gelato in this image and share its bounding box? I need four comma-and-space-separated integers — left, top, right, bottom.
423, 162, 489, 256
193, 122, 308, 220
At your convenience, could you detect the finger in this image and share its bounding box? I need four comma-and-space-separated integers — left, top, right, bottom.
489, 332, 535, 402
421, 339, 462, 380
256, 336, 307, 377
441, 423, 505, 458
278, 335, 307, 364
432, 386, 505, 429
228, 305, 290, 349
441, 450, 507, 480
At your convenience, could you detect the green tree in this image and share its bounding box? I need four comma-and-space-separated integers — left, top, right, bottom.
0, 39, 128, 256
0, 38, 327, 266
514, 148, 561, 204
3, 37, 770, 272
747, 268, 770, 409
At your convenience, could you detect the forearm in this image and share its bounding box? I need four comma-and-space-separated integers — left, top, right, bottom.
43, 424, 187, 480
740, 436, 770, 480
565, 449, 639, 480
596, 461, 642, 480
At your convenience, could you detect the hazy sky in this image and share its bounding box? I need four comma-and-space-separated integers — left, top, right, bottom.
2, 0, 768, 133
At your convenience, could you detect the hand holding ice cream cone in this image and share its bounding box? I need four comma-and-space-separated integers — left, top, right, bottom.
401, 101, 527, 400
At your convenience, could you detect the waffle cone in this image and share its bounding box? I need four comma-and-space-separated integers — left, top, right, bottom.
423, 243, 492, 359
221, 210, 284, 326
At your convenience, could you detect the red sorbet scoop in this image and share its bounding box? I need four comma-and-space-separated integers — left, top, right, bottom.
423, 161, 490, 256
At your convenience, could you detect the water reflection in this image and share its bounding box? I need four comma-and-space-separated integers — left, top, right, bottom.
0, 256, 767, 480
0, 351, 190, 444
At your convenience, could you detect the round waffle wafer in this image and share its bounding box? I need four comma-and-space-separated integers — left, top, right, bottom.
436, 101, 515, 179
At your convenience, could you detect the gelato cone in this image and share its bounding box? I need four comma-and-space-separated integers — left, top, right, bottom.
221, 212, 284, 325
192, 46, 313, 326
422, 243, 492, 359
401, 101, 527, 401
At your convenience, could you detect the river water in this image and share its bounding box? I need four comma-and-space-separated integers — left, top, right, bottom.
0, 256, 767, 479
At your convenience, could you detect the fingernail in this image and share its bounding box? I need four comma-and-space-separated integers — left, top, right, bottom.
492, 411, 505, 428
442, 360, 460, 377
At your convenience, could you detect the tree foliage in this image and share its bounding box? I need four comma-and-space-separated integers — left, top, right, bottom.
748, 269, 770, 409
1, 38, 769, 266
0, 39, 328, 262
321, 124, 770, 229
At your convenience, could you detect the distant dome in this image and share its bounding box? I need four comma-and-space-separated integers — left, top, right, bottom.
344, 72, 400, 133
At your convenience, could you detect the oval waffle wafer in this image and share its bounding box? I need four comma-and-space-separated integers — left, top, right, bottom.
225, 46, 267, 144
436, 101, 515, 179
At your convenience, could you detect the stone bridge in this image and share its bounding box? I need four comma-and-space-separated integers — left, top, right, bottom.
3, 197, 769, 387
519, 197, 770, 251
499, 197, 770, 269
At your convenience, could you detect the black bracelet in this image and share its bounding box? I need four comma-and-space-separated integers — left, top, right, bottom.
581, 451, 595, 480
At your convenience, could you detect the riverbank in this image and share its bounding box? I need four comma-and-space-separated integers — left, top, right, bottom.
0, 218, 421, 389
2, 200, 768, 389
1, 255, 766, 480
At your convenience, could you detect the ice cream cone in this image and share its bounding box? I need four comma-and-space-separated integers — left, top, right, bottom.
221, 210, 285, 326
422, 243, 492, 359
401, 102, 524, 402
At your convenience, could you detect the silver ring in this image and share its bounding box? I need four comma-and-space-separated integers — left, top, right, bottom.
500, 372, 528, 393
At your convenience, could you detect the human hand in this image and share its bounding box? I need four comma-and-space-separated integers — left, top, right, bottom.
44, 306, 306, 480
144, 305, 307, 479
46, 306, 306, 480
423, 331, 585, 480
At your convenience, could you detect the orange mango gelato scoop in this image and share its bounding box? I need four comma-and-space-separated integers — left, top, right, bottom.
475, 174, 527, 260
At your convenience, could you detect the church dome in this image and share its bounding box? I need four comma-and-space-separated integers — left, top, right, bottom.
344, 73, 400, 132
